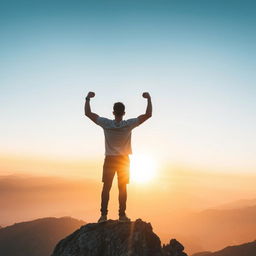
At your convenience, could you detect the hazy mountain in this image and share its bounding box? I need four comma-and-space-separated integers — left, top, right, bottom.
212, 198, 256, 210
192, 240, 256, 256
0, 217, 85, 256
171, 205, 256, 253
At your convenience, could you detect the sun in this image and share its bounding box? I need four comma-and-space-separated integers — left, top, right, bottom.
130, 154, 157, 183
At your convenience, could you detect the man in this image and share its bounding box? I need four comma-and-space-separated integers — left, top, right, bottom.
84, 91, 152, 223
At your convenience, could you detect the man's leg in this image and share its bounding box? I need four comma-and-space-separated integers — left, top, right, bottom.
118, 181, 127, 216
100, 180, 113, 216
117, 155, 130, 220
100, 156, 115, 219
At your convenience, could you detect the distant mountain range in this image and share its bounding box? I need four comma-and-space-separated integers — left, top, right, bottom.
175, 204, 256, 252
0, 217, 85, 256
0, 215, 255, 256
192, 240, 256, 256
1, 174, 256, 254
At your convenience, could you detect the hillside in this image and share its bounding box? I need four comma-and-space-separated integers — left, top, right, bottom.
0, 217, 85, 256
192, 240, 256, 256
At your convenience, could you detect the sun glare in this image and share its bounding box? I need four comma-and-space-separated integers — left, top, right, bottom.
130, 154, 157, 183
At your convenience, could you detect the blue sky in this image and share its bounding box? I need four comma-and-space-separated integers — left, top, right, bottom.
1, 0, 256, 172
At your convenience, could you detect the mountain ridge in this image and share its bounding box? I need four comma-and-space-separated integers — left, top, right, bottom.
0, 216, 86, 256
211, 198, 256, 210
192, 240, 256, 256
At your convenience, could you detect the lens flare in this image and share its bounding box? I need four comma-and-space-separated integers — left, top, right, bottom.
130, 154, 157, 183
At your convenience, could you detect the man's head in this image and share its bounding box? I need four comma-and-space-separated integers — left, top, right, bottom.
113, 102, 125, 117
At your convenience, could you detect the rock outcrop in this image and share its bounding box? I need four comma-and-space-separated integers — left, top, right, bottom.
162, 239, 188, 256
51, 219, 187, 256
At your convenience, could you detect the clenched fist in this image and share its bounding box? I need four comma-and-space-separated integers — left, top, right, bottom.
86, 92, 95, 99
142, 92, 151, 99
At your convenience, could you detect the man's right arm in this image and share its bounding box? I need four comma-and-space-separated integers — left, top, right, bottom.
138, 92, 152, 125
84, 91, 99, 124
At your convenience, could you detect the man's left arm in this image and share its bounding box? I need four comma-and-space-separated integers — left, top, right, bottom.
137, 92, 152, 125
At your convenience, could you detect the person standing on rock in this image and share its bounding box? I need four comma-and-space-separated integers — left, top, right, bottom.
84, 91, 152, 223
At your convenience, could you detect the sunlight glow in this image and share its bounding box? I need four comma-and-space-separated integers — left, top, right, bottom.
130, 154, 157, 183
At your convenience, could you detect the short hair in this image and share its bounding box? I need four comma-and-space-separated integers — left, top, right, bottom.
113, 102, 125, 116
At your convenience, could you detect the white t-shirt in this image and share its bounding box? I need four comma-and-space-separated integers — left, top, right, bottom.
97, 117, 140, 156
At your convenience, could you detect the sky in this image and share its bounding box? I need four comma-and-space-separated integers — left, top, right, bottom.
1, 0, 256, 175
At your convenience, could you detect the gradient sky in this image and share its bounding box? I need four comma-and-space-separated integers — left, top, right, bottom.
1, 0, 256, 173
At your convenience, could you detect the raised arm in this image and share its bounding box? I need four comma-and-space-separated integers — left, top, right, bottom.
138, 92, 152, 124
84, 91, 99, 124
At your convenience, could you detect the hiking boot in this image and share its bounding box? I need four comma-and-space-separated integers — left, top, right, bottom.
119, 214, 131, 222
98, 215, 107, 223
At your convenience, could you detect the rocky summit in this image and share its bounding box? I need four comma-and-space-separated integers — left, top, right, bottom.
51, 218, 188, 256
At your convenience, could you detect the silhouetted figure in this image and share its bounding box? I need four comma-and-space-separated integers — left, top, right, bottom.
84, 92, 152, 222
